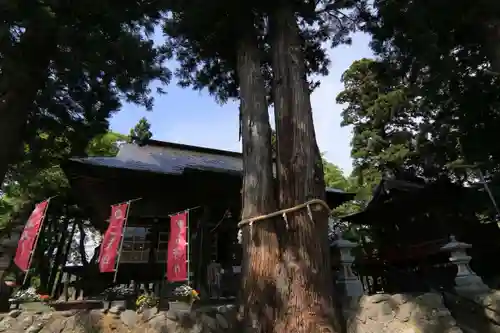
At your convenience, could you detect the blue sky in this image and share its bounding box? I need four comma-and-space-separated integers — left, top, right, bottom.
110, 32, 373, 175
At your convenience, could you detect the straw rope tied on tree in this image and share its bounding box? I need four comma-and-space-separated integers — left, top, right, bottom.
237, 198, 334, 234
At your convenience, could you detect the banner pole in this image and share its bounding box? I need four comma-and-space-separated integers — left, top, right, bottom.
22, 198, 52, 286
186, 210, 190, 286
113, 201, 132, 283
112, 197, 142, 207
167, 206, 201, 218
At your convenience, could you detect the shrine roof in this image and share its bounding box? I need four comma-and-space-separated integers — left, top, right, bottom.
69, 141, 242, 175
64, 140, 354, 197
341, 176, 470, 224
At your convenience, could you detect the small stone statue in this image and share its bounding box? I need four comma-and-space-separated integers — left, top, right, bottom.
207, 261, 222, 299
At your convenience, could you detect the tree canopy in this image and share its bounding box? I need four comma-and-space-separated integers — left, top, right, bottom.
0, 131, 127, 231
163, 0, 362, 103
0, 1, 170, 188
129, 117, 153, 144
344, 0, 500, 181
336, 0, 500, 223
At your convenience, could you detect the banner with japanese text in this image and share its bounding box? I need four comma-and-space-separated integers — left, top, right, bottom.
99, 203, 129, 273
166, 211, 188, 281
14, 200, 50, 271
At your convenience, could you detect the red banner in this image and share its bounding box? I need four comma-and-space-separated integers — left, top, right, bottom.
14, 200, 50, 271
166, 211, 188, 282
99, 203, 129, 273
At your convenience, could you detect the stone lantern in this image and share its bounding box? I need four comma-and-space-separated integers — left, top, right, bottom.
440, 235, 489, 294
332, 235, 364, 298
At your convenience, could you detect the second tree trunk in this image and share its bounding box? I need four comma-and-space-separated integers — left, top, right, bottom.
236, 33, 280, 333
270, 5, 342, 333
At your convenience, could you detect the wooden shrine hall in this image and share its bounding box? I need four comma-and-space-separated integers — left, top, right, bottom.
342, 174, 500, 294
61, 139, 355, 298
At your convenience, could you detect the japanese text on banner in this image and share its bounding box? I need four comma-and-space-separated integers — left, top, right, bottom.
167, 211, 188, 281
99, 203, 129, 273
14, 200, 50, 271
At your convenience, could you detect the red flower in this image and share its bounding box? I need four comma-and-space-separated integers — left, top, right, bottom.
4, 281, 17, 287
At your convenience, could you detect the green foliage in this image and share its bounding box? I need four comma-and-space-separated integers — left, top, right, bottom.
322, 159, 370, 216
0, 132, 126, 231
162, 0, 362, 103
354, 0, 500, 178
337, 59, 419, 179
86, 132, 128, 157
129, 117, 153, 145
324, 162, 349, 190
136, 294, 159, 311
337, 0, 500, 222
0, 1, 170, 185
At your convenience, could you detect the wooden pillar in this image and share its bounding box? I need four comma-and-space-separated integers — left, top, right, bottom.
51, 220, 77, 299
63, 272, 70, 301
189, 209, 201, 288
148, 220, 159, 280
195, 207, 212, 295
48, 216, 71, 294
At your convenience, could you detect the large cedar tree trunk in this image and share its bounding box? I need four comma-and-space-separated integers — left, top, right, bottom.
236, 34, 280, 333
270, 6, 342, 333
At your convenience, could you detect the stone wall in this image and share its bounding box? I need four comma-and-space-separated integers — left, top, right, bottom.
7, 291, 500, 333
0, 303, 238, 333
344, 293, 462, 333
445, 289, 500, 333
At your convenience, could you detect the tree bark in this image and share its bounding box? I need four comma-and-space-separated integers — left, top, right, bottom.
270, 6, 342, 333
236, 33, 280, 333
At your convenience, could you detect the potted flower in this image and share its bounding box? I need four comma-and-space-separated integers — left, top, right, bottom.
4, 281, 16, 287
4, 273, 17, 287
99, 285, 135, 309
39, 294, 51, 304
169, 285, 199, 313
135, 294, 158, 313
10, 287, 52, 311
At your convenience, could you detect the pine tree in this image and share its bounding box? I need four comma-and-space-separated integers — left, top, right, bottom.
129, 117, 153, 145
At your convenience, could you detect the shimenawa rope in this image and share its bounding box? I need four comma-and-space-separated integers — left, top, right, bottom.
237, 198, 333, 229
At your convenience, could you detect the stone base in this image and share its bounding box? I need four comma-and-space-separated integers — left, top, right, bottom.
345, 293, 461, 333
337, 279, 364, 298
455, 275, 490, 295
445, 289, 500, 332
0, 303, 239, 333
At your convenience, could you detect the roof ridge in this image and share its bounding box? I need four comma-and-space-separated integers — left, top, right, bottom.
144, 140, 242, 158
